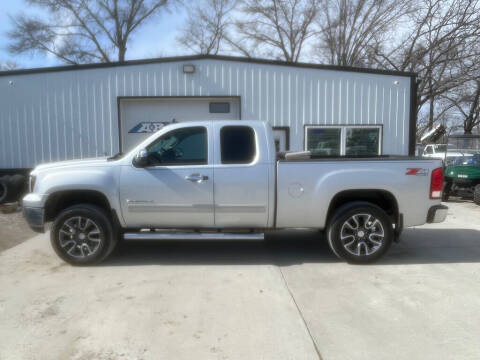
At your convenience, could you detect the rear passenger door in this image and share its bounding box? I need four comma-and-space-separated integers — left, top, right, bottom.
213, 124, 269, 228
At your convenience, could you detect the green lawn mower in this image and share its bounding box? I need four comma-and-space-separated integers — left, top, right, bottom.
443, 153, 480, 204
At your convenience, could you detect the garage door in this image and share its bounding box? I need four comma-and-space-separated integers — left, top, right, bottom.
119, 97, 240, 152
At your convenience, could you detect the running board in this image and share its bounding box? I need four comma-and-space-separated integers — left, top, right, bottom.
123, 232, 265, 240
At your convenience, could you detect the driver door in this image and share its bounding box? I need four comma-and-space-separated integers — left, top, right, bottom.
119, 124, 214, 228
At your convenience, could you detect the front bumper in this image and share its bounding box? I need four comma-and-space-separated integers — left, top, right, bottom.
23, 206, 45, 233
426, 204, 448, 224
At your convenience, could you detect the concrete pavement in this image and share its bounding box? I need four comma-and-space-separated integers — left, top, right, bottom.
279, 200, 480, 360
1, 201, 480, 359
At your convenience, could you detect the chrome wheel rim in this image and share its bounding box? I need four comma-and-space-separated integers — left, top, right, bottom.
58, 216, 103, 258
340, 213, 384, 256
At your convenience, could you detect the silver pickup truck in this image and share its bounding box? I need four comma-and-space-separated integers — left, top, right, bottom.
23, 120, 447, 265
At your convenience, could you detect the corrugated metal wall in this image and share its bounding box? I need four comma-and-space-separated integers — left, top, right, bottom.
0, 58, 412, 169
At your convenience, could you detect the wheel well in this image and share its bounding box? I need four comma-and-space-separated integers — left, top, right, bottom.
327, 190, 399, 225
44, 190, 112, 223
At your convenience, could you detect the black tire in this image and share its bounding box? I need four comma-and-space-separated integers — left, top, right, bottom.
327, 202, 393, 264
0, 174, 27, 204
50, 204, 117, 265
442, 182, 451, 202
9, 173, 25, 187
474, 185, 480, 206
0, 176, 8, 204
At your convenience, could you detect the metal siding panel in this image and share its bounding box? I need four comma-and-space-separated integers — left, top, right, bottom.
0, 58, 412, 169
0, 109, 5, 167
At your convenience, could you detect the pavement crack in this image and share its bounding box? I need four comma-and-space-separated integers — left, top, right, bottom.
277, 266, 323, 360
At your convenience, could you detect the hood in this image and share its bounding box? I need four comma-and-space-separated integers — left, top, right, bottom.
32, 157, 109, 174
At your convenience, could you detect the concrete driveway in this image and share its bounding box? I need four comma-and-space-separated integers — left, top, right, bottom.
1, 201, 479, 360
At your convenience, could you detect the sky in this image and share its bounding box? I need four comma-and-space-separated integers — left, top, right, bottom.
0, 0, 188, 69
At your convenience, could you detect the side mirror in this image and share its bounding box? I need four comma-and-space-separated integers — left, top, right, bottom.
133, 149, 149, 168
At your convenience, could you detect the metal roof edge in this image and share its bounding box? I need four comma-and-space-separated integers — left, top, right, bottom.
0, 54, 417, 78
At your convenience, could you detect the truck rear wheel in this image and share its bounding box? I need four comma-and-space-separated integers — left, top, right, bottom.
51, 204, 116, 265
474, 185, 480, 206
327, 202, 393, 264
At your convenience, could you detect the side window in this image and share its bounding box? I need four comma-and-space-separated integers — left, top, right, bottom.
146, 126, 207, 166
425, 146, 433, 155
220, 126, 256, 164
306, 128, 341, 156
306, 126, 381, 156
345, 128, 380, 156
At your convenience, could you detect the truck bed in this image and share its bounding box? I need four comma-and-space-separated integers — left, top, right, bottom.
275, 157, 443, 229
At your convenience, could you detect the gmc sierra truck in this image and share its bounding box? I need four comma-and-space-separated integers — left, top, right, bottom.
23, 121, 447, 265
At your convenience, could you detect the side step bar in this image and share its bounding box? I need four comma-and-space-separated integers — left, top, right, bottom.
123, 232, 265, 240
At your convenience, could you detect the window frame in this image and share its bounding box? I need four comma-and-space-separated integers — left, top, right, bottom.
304, 125, 382, 156
145, 126, 209, 166
272, 126, 290, 152
220, 125, 257, 165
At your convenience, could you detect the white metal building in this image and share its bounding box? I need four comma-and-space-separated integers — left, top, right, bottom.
0, 55, 417, 171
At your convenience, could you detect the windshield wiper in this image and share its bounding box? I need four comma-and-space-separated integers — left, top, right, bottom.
107, 152, 124, 161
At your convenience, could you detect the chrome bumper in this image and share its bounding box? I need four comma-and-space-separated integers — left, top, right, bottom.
427, 204, 448, 224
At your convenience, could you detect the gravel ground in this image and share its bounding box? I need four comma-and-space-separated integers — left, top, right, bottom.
0, 203, 37, 252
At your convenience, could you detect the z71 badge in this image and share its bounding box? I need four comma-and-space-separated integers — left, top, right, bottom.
129, 121, 170, 133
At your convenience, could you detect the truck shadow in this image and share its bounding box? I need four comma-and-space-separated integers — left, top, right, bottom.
102, 228, 480, 266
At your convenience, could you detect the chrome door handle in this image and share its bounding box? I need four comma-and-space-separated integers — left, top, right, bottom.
185, 173, 208, 183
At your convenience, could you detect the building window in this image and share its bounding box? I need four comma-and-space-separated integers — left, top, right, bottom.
209, 102, 230, 113
306, 127, 342, 156
305, 125, 381, 156
220, 126, 256, 164
345, 128, 380, 156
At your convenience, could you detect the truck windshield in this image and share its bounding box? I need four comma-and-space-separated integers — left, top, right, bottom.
451, 154, 480, 166
434, 145, 447, 152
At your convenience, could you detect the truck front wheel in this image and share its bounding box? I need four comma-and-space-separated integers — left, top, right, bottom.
51, 204, 116, 265
327, 202, 393, 264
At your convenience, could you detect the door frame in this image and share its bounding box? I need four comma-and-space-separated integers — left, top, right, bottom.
117, 95, 242, 152
272, 126, 290, 151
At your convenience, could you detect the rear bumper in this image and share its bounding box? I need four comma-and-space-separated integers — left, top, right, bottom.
426, 204, 448, 224
23, 206, 45, 233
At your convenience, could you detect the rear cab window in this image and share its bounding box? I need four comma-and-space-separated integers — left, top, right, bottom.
220, 126, 256, 164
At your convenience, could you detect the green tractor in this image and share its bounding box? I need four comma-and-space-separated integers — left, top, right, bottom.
443, 153, 480, 204
442, 134, 480, 205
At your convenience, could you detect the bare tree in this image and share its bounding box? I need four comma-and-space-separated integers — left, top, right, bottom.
0, 61, 18, 71
315, 0, 413, 67
374, 0, 480, 135
233, 0, 320, 62
177, 0, 237, 55
8, 0, 174, 64
444, 80, 480, 134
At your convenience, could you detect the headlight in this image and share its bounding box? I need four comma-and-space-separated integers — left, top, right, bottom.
29, 175, 36, 192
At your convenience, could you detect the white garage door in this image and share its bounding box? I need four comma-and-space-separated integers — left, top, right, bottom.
120, 97, 240, 152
